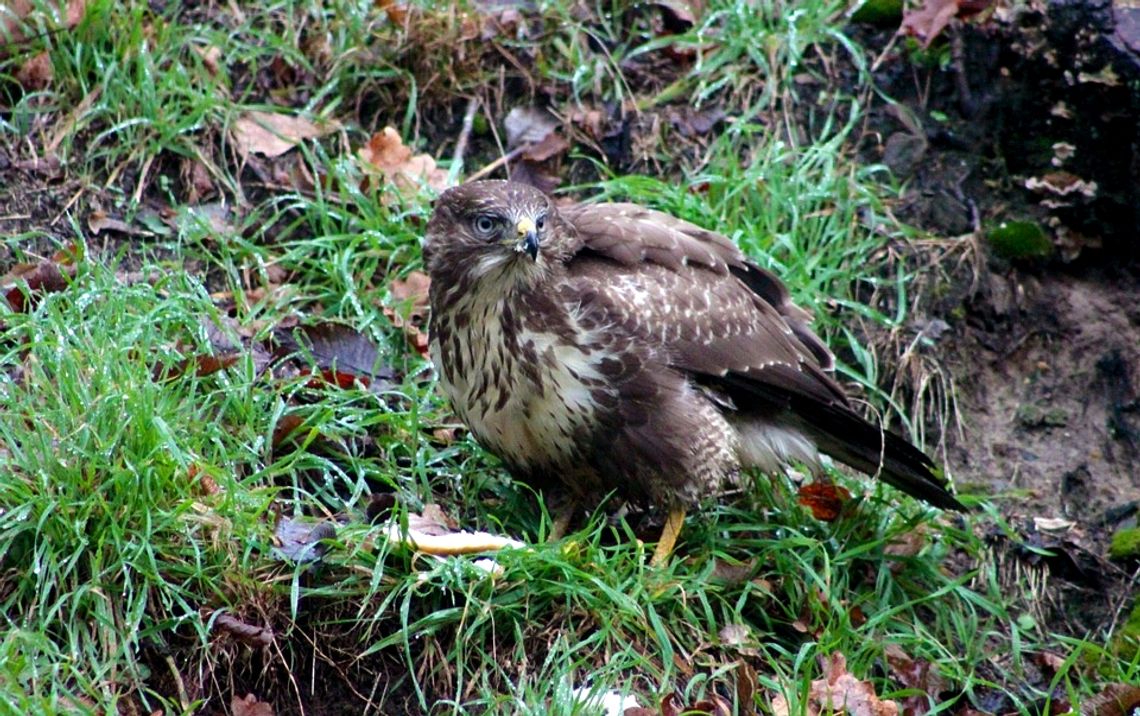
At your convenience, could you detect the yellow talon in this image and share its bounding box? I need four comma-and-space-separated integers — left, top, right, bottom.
548, 501, 577, 543
651, 506, 686, 566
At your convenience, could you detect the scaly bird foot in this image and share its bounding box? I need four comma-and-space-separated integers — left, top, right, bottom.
650, 506, 686, 566
547, 500, 577, 543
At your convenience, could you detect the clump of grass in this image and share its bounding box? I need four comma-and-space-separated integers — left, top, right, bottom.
0, 263, 271, 708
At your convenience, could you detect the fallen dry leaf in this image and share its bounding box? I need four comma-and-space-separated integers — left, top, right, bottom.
899, 0, 993, 47
385, 270, 433, 358
1, 258, 74, 313
271, 414, 307, 449
215, 613, 273, 649
192, 44, 223, 76
232, 111, 336, 158
884, 525, 928, 560
187, 464, 221, 497
182, 156, 216, 204
774, 652, 899, 716
277, 322, 394, 390
15, 51, 53, 91
154, 352, 241, 382
1081, 683, 1140, 716
12, 154, 62, 178
503, 106, 569, 193
797, 482, 852, 522
641, 692, 733, 716
568, 106, 607, 142
231, 693, 275, 716
653, 0, 700, 32
718, 622, 750, 647
899, 0, 959, 47
358, 126, 449, 195
884, 643, 943, 716
88, 210, 150, 236
814, 652, 899, 716
389, 270, 431, 319
273, 516, 337, 565
377, 0, 409, 25
505, 106, 559, 147
2, 0, 86, 44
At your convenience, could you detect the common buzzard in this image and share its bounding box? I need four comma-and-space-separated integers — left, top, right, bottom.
424, 180, 964, 563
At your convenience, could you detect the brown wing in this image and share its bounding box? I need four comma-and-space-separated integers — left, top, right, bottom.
559, 202, 965, 511
561, 202, 834, 371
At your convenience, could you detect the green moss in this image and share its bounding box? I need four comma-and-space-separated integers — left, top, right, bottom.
1015, 403, 1069, 428
851, 0, 903, 25
1108, 527, 1140, 561
987, 221, 1053, 260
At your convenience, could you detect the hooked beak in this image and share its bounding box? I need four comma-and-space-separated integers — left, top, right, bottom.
513, 217, 540, 261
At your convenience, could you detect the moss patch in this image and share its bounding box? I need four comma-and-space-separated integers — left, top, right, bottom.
1108, 527, 1140, 561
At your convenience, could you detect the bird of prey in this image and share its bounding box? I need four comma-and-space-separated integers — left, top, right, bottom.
423, 180, 964, 563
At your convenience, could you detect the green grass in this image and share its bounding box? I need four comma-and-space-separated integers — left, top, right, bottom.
2, 0, 1137, 713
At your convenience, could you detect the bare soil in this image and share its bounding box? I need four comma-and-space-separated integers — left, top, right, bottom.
855, 10, 1140, 522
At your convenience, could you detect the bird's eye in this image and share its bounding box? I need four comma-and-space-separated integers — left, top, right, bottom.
473, 215, 497, 236
535, 214, 547, 231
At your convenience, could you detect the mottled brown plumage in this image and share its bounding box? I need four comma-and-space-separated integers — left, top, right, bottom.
423, 180, 964, 537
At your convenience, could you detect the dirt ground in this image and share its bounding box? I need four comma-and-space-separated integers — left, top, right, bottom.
853, 11, 1140, 523
836, 11, 1140, 652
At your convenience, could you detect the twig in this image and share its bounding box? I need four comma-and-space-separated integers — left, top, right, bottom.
870, 31, 899, 73
451, 97, 480, 180
465, 146, 526, 183
1103, 564, 1140, 642
47, 86, 100, 155
950, 25, 976, 117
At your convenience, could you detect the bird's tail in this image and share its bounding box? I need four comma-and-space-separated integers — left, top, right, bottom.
796, 400, 967, 511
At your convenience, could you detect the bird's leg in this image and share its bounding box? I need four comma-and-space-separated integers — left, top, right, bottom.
548, 500, 577, 543
650, 506, 686, 566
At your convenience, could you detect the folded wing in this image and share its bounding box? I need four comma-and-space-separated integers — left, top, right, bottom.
560, 202, 965, 510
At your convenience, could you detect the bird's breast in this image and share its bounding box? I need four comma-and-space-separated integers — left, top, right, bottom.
431, 295, 611, 471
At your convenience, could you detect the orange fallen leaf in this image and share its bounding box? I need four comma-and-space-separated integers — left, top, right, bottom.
358, 127, 449, 195
385, 271, 433, 358
154, 352, 241, 382
389, 270, 432, 319
376, 0, 409, 24
797, 482, 852, 522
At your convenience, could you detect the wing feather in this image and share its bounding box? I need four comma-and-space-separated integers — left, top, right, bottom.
560, 203, 965, 510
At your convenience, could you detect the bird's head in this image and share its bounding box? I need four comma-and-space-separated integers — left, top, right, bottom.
424, 181, 567, 289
